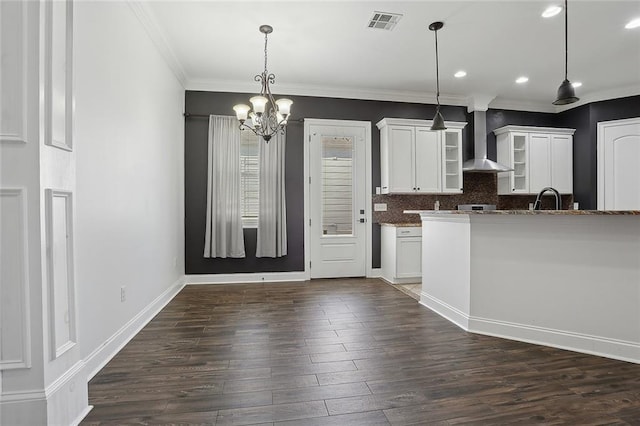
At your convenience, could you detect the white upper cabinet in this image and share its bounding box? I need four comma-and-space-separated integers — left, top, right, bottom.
495, 126, 575, 195
551, 133, 573, 193
414, 128, 440, 193
377, 118, 466, 194
442, 129, 463, 192
384, 125, 416, 193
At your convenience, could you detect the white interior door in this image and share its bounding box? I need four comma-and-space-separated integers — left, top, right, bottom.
598, 118, 640, 210
308, 122, 367, 278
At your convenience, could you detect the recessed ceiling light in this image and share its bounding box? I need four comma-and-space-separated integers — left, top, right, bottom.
542, 5, 562, 18
516, 76, 529, 84
572, 81, 582, 88
625, 18, 640, 29
454, 70, 467, 78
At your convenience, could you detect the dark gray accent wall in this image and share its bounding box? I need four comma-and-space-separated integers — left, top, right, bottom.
485, 109, 559, 160
558, 95, 640, 209
184, 91, 467, 274
557, 104, 591, 208
185, 91, 640, 275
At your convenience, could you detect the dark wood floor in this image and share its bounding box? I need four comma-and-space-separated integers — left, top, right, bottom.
82, 278, 640, 425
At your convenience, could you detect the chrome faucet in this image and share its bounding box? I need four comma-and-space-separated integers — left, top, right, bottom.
533, 187, 561, 210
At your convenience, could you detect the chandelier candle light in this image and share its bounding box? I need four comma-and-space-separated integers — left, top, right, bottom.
233, 25, 292, 142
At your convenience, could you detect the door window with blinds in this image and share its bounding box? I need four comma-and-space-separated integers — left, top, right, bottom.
322, 136, 354, 235
240, 131, 259, 227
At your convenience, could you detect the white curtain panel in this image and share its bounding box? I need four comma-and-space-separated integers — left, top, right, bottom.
203, 115, 246, 258
256, 131, 287, 257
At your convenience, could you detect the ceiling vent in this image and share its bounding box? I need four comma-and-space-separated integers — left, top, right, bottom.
367, 12, 402, 30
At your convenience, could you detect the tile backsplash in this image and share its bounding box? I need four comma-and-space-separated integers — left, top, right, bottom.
373, 173, 573, 224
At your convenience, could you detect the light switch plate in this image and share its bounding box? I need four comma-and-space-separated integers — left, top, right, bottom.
374, 203, 387, 212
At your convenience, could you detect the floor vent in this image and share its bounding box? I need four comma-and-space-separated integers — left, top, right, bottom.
367, 12, 402, 31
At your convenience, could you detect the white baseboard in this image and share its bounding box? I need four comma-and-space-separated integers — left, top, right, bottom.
419, 291, 470, 330
368, 268, 382, 278
186, 271, 307, 285
0, 392, 46, 425
84, 276, 186, 380
45, 361, 89, 426
71, 406, 93, 426
469, 316, 640, 364
380, 276, 421, 285
0, 362, 88, 426
419, 293, 639, 363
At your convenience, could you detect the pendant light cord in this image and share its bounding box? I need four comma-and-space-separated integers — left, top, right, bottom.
435, 28, 441, 106
564, 0, 568, 80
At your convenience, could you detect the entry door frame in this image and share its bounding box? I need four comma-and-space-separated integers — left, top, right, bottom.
303, 118, 373, 279
597, 117, 640, 210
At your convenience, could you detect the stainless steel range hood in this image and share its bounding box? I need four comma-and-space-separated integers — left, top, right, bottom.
462, 110, 512, 173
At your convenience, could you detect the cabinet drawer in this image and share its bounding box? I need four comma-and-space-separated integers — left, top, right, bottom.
396, 227, 421, 237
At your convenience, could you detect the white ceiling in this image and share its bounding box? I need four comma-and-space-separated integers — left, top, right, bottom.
140, 0, 640, 112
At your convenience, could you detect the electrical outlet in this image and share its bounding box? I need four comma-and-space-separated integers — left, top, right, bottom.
374, 203, 388, 212
120, 286, 126, 302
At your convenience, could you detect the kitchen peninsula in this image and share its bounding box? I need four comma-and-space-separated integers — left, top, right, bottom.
408, 209, 640, 364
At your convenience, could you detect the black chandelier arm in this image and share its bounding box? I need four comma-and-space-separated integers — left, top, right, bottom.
254, 72, 278, 105
237, 113, 287, 142
266, 73, 276, 85
260, 111, 281, 135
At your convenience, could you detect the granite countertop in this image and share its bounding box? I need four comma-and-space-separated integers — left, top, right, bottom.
404, 209, 640, 216
380, 222, 422, 227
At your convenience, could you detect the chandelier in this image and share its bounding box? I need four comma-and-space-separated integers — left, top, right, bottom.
233, 25, 293, 142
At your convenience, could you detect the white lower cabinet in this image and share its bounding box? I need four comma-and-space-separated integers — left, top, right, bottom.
381, 225, 422, 284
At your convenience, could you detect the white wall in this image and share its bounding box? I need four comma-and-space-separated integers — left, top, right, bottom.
73, 1, 185, 377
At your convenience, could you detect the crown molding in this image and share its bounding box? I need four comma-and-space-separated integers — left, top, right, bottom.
127, 1, 187, 87
488, 98, 556, 114
186, 78, 639, 115
186, 78, 470, 107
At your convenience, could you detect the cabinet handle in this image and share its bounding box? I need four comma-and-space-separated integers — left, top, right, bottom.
417, 187, 420, 190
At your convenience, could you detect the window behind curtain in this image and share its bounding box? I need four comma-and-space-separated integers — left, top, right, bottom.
240, 131, 260, 227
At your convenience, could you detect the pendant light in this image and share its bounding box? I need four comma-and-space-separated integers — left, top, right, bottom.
553, 0, 579, 105
429, 21, 446, 131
